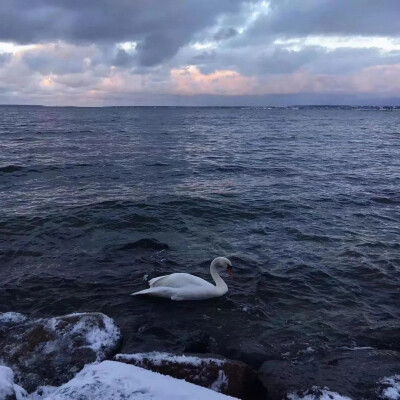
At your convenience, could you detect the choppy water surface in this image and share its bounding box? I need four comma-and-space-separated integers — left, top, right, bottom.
1, 106, 399, 366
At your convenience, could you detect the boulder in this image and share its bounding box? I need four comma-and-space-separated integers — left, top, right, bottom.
259, 349, 400, 400
0, 312, 121, 392
115, 352, 267, 400
40, 360, 236, 400
0, 366, 27, 400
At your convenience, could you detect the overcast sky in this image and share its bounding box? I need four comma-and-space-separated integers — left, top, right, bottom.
0, 0, 400, 106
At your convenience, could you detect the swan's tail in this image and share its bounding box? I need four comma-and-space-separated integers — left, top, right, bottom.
130, 287, 173, 298
130, 288, 155, 296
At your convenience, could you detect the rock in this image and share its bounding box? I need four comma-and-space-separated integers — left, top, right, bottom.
41, 360, 236, 400
183, 332, 270, 369
183, 331, 219, 354
217, 342, 271, 370
0, 312, 121, 392
0, 366, 27, 400
115, 352, 267, 400
259, 349, 400, 400
286, 387, 352, 399
0, 314, 28, 334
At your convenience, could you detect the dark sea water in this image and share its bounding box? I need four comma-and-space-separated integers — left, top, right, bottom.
1, 105, 400, 367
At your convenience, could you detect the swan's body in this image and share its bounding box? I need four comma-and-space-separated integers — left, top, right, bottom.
130, 257, 232, 301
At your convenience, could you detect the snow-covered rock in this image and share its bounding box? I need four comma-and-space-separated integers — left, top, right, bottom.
0, 367, 15, 400
378, 375, 400, 400
0, 313, 27, 326
0, 366, 27, 400
287, 387, 352, 400
0, 312, 121, 392
115, 352, 266, 400
39, 360, 237, 400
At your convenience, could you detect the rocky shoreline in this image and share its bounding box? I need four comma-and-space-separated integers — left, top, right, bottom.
0, 312, 399, 400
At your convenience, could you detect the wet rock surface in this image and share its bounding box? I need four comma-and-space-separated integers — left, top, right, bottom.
259, 349, 400, 399
115, 352, 267, 400
182, 330, 270, 370
0, 312, 121, 393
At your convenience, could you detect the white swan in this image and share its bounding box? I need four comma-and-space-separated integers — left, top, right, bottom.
130, 257, 233, 301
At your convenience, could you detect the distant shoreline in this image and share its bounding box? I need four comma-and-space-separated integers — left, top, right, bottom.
1, 104, 400, 109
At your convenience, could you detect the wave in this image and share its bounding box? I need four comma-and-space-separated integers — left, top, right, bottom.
371, 196, 400, 205
145, 162, 170, 167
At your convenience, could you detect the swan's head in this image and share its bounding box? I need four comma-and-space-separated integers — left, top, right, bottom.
212, 257, 233, 277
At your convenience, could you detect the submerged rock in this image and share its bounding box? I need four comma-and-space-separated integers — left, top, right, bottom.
259, 349, 400, 400
118, 238, 169, 251
183, 331, 219, 354
40, 360, 236, 400
0, 312, 121, 392
0, 366, 27, 400
115, 352, 267, 400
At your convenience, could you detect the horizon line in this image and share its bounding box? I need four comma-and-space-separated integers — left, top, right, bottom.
1, 104, 400, 109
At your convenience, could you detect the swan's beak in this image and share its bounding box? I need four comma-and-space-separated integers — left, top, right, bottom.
227, 266, 233, 277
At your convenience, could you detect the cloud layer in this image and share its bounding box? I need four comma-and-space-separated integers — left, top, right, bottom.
0, 0, 399, 105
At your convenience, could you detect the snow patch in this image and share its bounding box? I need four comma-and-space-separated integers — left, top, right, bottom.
339, 346, 374, 351
380, 375, 400, 399
211, 370, 229, 392
0, 365, 28, 400
287, 387, 352, 400
0, 312, 27, 324
0, 366, 14, 399
115, 352, 225, 367
41, 360, 237, 400
47, 312, 121, 360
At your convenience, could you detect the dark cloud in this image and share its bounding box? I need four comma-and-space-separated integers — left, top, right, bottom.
112, 49, 135, 67
308, 48, 400, 74
136, 32, 185, 66
251, 0, 400, 38
192, 51, 217, 62
0, 0, 246, 66
255, 47, 400, 75
213, 28, 239, 41
1, 0, 400, 105
22, 46, 87, 74
257, 47, 318, 74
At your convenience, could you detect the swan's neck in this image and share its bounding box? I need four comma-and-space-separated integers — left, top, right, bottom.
210, 260, 228, 293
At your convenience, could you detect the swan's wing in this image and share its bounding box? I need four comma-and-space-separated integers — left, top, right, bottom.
130, 285, 219, 301
149, 275, 168, 287
149, 273, 214, 289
